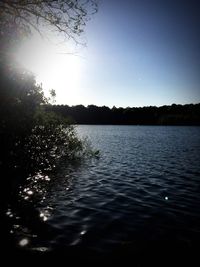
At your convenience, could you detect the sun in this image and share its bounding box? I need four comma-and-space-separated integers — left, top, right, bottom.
35, 52, 81, 104
14, 36, 81, 105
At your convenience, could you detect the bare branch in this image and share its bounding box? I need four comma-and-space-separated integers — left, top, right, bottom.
0, 0, 98, 43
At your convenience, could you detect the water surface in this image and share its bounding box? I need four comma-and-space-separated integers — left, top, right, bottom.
6, 126, 200, 254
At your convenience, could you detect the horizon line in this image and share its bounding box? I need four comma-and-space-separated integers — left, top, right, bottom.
50, 102, 200, 109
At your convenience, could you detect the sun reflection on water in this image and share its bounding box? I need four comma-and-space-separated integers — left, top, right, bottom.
19, 238, 29, 247
39, 207, 52, 222
5, 171, 55, 251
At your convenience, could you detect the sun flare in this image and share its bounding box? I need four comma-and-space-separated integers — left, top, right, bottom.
14, 36, 81, 104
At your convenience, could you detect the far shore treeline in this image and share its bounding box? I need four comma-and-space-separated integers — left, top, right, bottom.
46, 103, 200, 125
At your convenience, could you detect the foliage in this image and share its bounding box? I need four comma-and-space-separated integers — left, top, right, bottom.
0, 1, 99, 193
0, 0, 98, 43
0, 65, 96, 181
47, 103, 200, 125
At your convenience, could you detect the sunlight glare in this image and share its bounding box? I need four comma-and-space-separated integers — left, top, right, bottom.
15, 36, 81, 104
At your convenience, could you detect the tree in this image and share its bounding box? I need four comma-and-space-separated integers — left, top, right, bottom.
0, 0, 98, 43
0, 0, 99, 191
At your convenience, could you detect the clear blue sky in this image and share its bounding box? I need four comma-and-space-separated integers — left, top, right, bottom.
17, 0, 200, 107
77, 0, 200, 107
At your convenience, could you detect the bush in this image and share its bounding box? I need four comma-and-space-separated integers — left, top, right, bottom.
0, 63, 98, 194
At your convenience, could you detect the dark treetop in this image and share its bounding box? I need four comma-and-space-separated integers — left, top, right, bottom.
46, 103, 200, 125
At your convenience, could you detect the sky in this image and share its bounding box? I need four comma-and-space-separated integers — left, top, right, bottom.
15, 0, 200, 107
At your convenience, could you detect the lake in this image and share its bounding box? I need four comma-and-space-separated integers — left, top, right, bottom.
5, 126, 200, 258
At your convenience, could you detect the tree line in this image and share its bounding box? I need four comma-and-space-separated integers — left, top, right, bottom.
46, 103, 200, 125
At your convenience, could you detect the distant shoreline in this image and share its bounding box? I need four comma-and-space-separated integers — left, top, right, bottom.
74, 124, 200, 126
45, 103, 200, 126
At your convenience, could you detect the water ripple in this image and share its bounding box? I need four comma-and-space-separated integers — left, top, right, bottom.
6, 126, 200, 253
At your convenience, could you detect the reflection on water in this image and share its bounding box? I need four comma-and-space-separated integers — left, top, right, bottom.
19, 238, 29, 247
4, 126, 200, 254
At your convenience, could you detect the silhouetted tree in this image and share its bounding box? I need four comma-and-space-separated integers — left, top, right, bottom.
48, 104, 200, 126
0, 0, 98, 197
0, 0, 98, 43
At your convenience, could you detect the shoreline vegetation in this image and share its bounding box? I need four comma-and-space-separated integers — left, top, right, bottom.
46, 103, 200, 126
0, 0, 99, 202
0, 64, 99, 210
